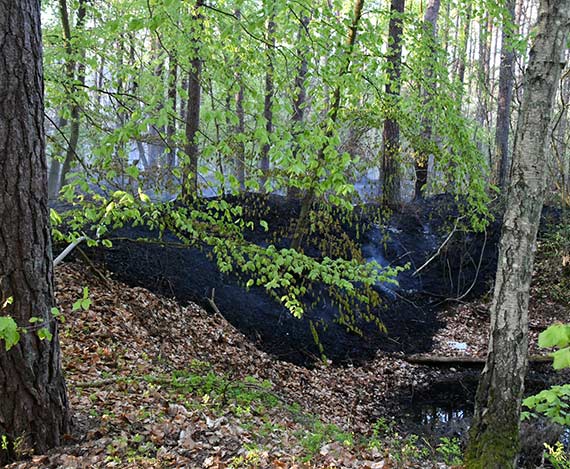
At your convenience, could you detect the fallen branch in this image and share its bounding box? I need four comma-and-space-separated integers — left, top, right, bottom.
77, 247, 113, 288
54, 236, 86, 266
413, 216, 465, 277
405, 354, 553, 367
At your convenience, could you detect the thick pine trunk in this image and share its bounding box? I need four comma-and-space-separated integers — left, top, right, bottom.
0, 0, 70, 464
381, 0, 405, 207
465, 1, 570, 467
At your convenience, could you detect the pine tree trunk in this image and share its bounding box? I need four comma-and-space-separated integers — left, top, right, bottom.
0, 0, 70, 463
465, 1, 570, 467
382, 0, 405, 206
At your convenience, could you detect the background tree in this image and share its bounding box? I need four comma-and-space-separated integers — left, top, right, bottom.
382, 0, 405, 206
465, 0, 570, 466
0, 0, 70, 463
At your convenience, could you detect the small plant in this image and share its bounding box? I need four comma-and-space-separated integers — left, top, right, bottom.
436, 437, 462, 466
298, 421, 353, 462
523, 324, 570, 425
544, 441, 570, 469
390, 433, 430, 465
229, 444, 263, 468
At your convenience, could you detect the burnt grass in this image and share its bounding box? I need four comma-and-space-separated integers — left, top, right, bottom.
56, 193, 509, 367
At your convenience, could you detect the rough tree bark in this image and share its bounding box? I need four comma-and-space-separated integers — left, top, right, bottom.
465, 1, 570, 467
182, 0, 204, 200
0, 0, 70, 464
382, 0, 405, 207
494, 0, 517, 192
414, 0, 441, 199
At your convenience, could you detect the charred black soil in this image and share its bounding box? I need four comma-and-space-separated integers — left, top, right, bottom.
58, 194, 503, 366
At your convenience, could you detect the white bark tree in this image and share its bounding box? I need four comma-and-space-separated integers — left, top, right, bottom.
465, 1, 570, 467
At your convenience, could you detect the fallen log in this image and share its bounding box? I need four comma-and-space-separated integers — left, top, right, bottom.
405, 354, 553, 367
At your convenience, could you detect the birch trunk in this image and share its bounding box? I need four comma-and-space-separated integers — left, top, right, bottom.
465, 1, 570, 467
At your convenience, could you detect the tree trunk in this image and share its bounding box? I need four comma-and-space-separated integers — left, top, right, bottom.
476, 13, 492, 160
260, 5, 276, 193
166, 54, 177, 172
494, 0, 517, 192
382, 0, 405, 207
287, 13, 311, 201
48, 115, 67, 199
0, 0, 70, 464
58, 0, 87, 190
414, 0, 441, 199
182, 0, 203, 200
291, 0, 364, 250
465, 2, 570, 467
555, 64, 570, 206
232, 9, 246, 192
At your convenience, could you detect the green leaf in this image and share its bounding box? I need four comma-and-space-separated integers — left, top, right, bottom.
37, 327, 53, 342
0, 316, 20, 351
126, 166, 140, 178
552, 348, 570, 370
539, 324, 570, 349
138, 187, 151, 203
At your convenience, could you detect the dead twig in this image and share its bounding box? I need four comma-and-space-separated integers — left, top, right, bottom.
413, 216, 466, 277
76, 247, 113, 288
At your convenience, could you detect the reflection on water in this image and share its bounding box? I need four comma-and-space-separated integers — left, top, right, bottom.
412, 403, 472, 440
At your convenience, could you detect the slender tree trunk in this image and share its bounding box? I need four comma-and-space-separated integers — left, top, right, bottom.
0, 0, 70, 464
414, 0, 441, 199
260, 6, 275, 193
465, 2, 570, 467
456, 2, 472, 96
287, 13, 311, 201
58, 0, 87, 190
234, 51, 246, 191
182, 0, 203, 200
48, 115, 67, 199
494, 0, 517, 191
292, 0, 364, 250
476, 13, 492, 160
147, 36, 166, 168
556, 70, 570, 205
232, 9, 246, 192
382, 0, 405, 206
166, 53, 177, 172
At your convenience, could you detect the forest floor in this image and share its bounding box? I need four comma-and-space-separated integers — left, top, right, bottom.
5, 224, 570, 468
